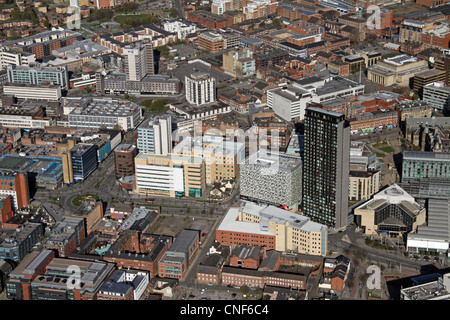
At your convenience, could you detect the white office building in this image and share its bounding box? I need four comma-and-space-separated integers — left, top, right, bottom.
162, 19, 196, 40
64, 97, 143, 131
6, 64, 69, 90
98, 269, 149, 300
267, 77, 364, 121
124, 41, 154, 82
185, 72, 216, 106
0, 49, 35, 70
423, 81, 450, 111
137, 115, 173, 155
3, 83, 62, 101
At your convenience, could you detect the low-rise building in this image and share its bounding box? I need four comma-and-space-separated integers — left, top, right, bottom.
162, 19, 196, 40
423, 81, 450, 111
6, 249, 115, 300
354, 184, 426, 236
401, 273, 450, 300
221, 266, 307, 290
407, 197, 450, 255
0, 222, 44, 262
103, 231, 172, 277
98, 269, 149, 300
158, 229, 200, 280
3, 83, 62, 101
70, 199, 103, 235
44, 216, 86, 257
367, 54, 429, 87
64, 97, 143, 132
222, 48, 255, 77
402, 150, 450, 182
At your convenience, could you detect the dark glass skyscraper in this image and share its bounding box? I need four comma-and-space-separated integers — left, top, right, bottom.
302, 107, 350, 229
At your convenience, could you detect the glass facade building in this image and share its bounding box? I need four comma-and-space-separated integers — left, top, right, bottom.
71, 144, 98, 181
6, 65, 69, 89
302, 107, 350, 229
402, 151, 450, 182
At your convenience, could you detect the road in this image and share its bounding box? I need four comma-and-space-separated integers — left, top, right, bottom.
328, 225, 432, 271
173, 0, 183, 18
33, 130, 240, 219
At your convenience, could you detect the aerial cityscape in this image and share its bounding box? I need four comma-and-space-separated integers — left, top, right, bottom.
0, 0, 450, 307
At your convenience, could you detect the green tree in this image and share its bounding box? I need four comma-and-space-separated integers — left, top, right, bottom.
10, 8, 19, 20
272, 18, 282, 26
169, 7, 177, 18
239, 286, 250, 296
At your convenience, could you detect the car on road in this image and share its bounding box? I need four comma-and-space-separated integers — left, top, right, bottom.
201, 232, 207, 237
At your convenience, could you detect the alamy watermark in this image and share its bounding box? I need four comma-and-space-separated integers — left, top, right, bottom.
366, 5, 382, 30
66, 6, 81, 30
366, 265, 381, 290
67, 265, 81, 290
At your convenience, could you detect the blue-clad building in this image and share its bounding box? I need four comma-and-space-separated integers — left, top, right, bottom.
0, 154, 64, 190
71, 144, 98, 181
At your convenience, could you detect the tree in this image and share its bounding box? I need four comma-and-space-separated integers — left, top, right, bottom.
10, 8, 19, 20
272, 18, 282, 26
239, 285, 250, 295
169, 7, 177, 18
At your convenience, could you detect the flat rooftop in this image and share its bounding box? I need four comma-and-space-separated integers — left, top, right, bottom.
218, 203, 327, 235
67, 98, 140, 117
166, 60, 233, 85
246, 151, 302, 173
0, 155, 62, 178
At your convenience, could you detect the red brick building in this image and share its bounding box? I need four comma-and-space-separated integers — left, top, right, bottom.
110, 202, 133, 220
5, 250, 55, 300
422, 30, 450, 49
44, 216, 86, 258
380, 9, 393, 29
229, 245, 265, 269
103, 231, 172, 277
6, 250, 116, 300
348, 110, 399, 132
0, 171, 29, 210
187, 10, 233, 29
114, 144, 137, 179
197, 265, 221, 285
158, 230, 200, 280
276, 5, 320, 21
198, 32, 225, 52
0, 195, 13, 227
216, 228, 276, 250
416, 0, 450, 7
322, 255, 350, 291
222, 266, 307, 290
